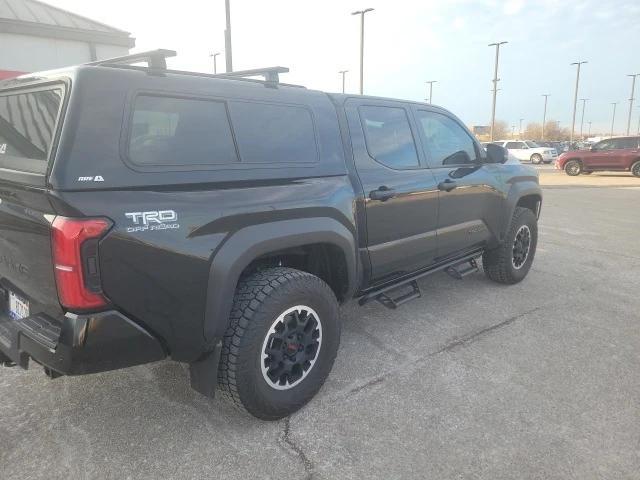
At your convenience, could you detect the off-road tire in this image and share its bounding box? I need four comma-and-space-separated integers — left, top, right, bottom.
483, 207, 538, 284
530, 153, 543, 164
564, 159, 582, 176
631, 160, 640, 177
218, 267, 340, 420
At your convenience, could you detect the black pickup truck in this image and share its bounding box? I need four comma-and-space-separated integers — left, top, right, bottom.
0, 50, 541, 420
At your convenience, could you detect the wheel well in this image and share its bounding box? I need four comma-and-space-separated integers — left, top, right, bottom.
240, 243, 350, 302
517, 194, 541, 216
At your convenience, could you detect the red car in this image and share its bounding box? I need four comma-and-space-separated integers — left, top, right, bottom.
555, 136, 640, 176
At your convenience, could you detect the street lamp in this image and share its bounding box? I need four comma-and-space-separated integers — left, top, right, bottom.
610, 102, 618, 138
519, 118, 524, 138
352, 8, 375, 95
209, 52, 221, 74
579, 98, 589, 139
339, 70, 348, 94
425, 80, 437, 104
541, 94, 550, 140
489, 41, 508, 141
224, 0, 233, 72
626, 74, 639, 135
569, 61, 587, 143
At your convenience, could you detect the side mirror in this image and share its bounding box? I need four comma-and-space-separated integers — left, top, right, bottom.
485, 144, 508, 164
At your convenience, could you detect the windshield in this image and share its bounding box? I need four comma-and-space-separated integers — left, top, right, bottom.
525, 141, 539, 148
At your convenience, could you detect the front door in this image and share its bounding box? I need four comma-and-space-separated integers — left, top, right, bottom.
345, 99, 439, 284
411, 107, 504, 259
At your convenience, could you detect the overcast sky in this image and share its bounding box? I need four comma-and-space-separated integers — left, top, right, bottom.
48, 0, 640, 134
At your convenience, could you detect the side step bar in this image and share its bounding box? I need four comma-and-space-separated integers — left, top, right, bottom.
358, 249, 483, 309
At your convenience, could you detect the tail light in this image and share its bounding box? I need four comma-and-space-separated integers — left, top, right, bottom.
51, 216, 112, 311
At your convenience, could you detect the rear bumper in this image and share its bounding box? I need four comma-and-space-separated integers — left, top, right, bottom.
0, 309, 166, 375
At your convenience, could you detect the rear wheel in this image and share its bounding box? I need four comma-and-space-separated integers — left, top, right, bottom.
218, 267, 340, 420
564, 159, 582, 176
530, 154, 543, 164
631, 161, 640, 177
483, 207, 538, 284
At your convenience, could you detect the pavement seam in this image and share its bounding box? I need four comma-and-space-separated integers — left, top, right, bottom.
338, 305, 542, 399
278, 416, 315, 480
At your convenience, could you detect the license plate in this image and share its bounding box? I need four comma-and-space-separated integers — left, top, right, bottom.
8, 291, 29, 320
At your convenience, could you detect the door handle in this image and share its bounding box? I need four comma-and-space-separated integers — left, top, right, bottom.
438, 179, 458, 192
369, 186, 396, 201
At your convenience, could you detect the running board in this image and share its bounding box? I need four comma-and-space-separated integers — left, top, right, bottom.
358, 249, 483, 309
445, 258, 479, 279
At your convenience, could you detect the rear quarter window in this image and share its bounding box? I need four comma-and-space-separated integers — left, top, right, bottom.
228, 101, 318, 164
0, 86, 64, 174
128, 95, 239, 167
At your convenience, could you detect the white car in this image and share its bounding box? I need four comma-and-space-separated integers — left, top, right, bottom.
481, 142, 521, 165
496, 140, 558, 164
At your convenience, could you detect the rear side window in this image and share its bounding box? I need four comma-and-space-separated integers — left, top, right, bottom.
0, 87, 64, 173
505, 141, 525, 149
228, 102, 318, 163
613, 137, 639, 149
129, 95, 238, 166
358, 105, 419, 169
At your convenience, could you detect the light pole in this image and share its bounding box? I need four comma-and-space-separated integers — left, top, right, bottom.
425, 80, 437, 103
339, 70, 348, 93
610, 102, 618, 138
579, 98, 588, 139
511, 125, 516, 138
541, 94, 550, 140
352, 8, 375, 95
626, 74, 639, 135
224, 0, 233, 72
569, 61, 587, 143
588, 121, 592, 137
519, 118, 524, 138
489, 41, 508, 141
210, 52, 221, 74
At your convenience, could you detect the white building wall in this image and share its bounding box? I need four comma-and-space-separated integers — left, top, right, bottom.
0, 33, 129, 72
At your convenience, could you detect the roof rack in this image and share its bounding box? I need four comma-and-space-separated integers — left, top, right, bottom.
85, 49, 177, 70
213, 66, 289, 86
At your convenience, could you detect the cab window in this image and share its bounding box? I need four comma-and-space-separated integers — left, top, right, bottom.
415, 110, 478, 166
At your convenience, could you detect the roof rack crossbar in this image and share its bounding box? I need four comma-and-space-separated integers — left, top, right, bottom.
214, 66, 289, 85
85, 49, 177, 70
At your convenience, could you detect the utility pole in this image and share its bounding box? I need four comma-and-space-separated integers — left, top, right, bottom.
569, 61, 587, 144
610, 102, 618, 138
519, 118, 524, 138
489, 41, 508, 141
541, 94, 550, 140
579, 98, 588, 139
626, 74, 639, 135
339, 70, 348, 94
224, 0, 233, 72
210, 52, 221, 74
352, 8, 375, 95
425, 80, 437, 104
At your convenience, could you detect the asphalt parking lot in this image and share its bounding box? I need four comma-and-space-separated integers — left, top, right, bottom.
2, 172, 639, 480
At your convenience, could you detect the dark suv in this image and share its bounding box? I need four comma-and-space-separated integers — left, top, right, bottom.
0, 50, 542, 420
556, 136, 640, 176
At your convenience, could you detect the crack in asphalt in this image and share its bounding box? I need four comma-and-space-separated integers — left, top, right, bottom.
342, 306, 542, 398
279, 416, 314, 480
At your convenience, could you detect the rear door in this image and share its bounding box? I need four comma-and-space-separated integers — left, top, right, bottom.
345, 98, 439, 284
411, 106, 504, 259
0, 83, 67, 332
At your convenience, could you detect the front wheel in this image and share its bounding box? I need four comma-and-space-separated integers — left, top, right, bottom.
530, 154, 543, 164
218, 267, 340, 420
564, 159, 582, 176
631, 161, 640, 177
483, 207, 538, 284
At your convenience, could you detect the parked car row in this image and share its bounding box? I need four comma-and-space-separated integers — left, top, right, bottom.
481, 140, 557, 164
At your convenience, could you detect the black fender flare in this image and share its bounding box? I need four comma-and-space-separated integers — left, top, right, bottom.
500, 180, 542, 242
203, 217, 357, 342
